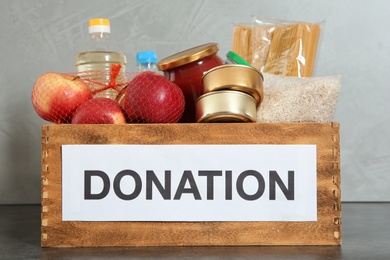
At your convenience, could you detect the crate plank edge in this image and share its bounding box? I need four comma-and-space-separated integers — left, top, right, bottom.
41, 122, 341, 247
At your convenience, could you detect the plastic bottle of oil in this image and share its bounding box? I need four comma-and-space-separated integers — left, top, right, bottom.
75, 18, 127, 99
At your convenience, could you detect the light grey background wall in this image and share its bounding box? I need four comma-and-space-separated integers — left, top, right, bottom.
0, 0, 389, 204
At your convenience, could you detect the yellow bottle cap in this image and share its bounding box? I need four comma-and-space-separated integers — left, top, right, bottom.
88, 18, 110, 34
89, 18, 110, 27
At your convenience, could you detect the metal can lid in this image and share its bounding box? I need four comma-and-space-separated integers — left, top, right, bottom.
157, 43, 220, 71
202, 64, 264, 106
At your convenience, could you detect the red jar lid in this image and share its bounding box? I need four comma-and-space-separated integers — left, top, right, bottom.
157, 43, 220, 71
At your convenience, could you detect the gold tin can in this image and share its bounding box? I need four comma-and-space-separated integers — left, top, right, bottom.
202, 64, 264, 107
196, 90, 257, 123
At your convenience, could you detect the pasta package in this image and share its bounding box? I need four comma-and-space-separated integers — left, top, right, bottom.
232, 17, 324, 77
250, 25, 277, 70
232, 25, 253, 64
264, 23, 320, 77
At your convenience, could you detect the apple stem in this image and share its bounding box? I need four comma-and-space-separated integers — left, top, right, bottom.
71, 75, 80, 81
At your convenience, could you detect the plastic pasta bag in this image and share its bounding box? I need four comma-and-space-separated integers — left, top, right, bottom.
233, 16, 324, 77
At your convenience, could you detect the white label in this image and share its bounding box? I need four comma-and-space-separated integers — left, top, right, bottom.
62, 144, 317, 222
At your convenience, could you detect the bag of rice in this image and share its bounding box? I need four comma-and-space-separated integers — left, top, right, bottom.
257, 73, 341, 122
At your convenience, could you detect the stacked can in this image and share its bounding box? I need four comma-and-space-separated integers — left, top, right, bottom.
196, 63, 264, 123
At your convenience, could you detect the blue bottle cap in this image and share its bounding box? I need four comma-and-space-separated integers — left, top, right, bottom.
136, 51, 158, 64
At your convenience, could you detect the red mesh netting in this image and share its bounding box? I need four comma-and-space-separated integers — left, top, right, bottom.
31, 66, 185, 124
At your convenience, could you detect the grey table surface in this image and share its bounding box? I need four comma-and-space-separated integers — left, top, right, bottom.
0, 203, 389, 260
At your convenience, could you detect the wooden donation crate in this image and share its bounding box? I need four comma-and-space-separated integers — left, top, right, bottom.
41, 122, 341, 247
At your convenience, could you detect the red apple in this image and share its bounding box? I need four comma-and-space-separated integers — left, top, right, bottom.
71, 98, 126, 124
123, 71, 185, 123
32, 72, 92, 123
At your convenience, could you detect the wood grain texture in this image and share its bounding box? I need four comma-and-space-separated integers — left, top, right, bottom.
41, 122, 341, 247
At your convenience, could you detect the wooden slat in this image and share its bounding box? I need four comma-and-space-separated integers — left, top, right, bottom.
41, 122, 341, 247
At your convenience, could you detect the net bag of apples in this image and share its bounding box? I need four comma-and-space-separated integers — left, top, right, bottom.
31, 70, 185, 124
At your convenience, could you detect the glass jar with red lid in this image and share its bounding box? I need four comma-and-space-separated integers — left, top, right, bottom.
157, 43, 224, 123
